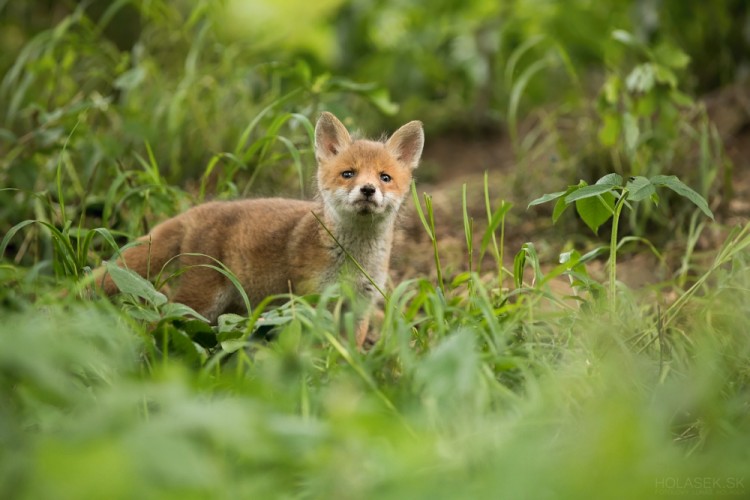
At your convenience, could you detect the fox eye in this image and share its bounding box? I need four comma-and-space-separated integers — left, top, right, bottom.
380, 173, 392, 183
341, 170, 355, 179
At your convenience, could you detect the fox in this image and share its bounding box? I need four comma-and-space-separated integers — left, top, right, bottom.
97, 112, 424, 347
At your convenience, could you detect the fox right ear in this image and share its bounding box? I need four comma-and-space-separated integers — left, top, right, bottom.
315, 112, 352, 163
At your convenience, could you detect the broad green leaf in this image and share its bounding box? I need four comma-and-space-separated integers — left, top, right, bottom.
155, 325, 207, 366
528, 190, 566, 208
564, 184, 616, 203
278, 319, 302, 351
625, 176, 656, 202
650, 175, 714, 219
552, 196, 570, 223
654, 64, 678, 88
596, 173, 623, 187
576, 192, 615, 235
654, 43, 690, 70
539, 249, 586, 287
126, 306, 161, 323
552, 184, 583, 223
106, 262, 167, 306
220, 338, 247, 353
625, 63, 655, 93
160, 303, 209, 322
217, 313, 247, 341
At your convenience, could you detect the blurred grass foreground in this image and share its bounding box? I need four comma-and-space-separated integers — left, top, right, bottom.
1, 1, 750, 499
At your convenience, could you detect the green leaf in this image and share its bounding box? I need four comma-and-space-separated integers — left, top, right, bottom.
596, 173, 623, 187
575, 192, 615, 235
650, 175, 714, 219
622, 112, 639, 152
160, 303, 209, 322
365, 88, 399, 116
625, 63, 656, 93
552, 197, 569, 223
670, 90, 694, 107
611, 29, 640, 48
113, 66, 145, 91
654, 65, 678, 88
601, 75, 620, 104
564, 184, 616, 203
513, 247, 526, 289
598, 113, 621, 147
1, 219, 37, 258
654, 43, 690, 70
559, 250, 588, 277
634, 92, 657, 116
216, 313, 247, 341
106, 262, 167, 306
480, 200, 512, 251
278, 319, 302, 351
625, 176, 656, 202
552, 185, 582, 223
527, 190, 566, 208
513, 243, 542, 288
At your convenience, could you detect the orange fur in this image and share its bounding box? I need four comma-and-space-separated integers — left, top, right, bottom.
98, 112, 424, 347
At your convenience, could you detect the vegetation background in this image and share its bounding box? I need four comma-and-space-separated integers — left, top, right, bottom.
1, 0, 749, 498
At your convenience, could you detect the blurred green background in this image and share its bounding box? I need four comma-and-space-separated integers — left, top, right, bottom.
2, 0, 747, 176
2, 0, 747, 238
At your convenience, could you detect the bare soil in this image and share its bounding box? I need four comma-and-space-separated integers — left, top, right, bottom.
390, 83, 750, 293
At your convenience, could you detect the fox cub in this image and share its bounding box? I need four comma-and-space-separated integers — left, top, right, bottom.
99, 112, 424, 347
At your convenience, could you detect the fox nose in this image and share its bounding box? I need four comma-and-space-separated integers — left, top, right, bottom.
360, 184, 376, 198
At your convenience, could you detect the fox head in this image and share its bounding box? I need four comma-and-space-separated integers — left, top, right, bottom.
315, 112, 424, 219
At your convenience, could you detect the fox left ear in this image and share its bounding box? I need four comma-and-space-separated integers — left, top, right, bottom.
386, 121, 424, 170
315, 112, 352, 163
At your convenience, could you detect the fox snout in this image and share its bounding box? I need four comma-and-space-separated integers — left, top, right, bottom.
360, 184, 376, 198
350, 181, 385, 213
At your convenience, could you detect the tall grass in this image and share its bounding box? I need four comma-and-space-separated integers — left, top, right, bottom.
2, 213, 749, 498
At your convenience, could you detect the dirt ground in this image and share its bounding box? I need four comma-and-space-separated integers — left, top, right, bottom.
390, 83, 750, 293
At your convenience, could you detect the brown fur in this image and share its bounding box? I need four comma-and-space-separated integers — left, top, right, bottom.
98, 112, 424, 347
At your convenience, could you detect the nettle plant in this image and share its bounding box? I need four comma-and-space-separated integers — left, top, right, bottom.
529, 173, 714, 308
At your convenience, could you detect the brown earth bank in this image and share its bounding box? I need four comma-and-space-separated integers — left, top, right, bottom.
390, 82, 750, 294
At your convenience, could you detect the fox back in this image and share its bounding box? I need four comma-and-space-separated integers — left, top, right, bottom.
98, 112, 424, 346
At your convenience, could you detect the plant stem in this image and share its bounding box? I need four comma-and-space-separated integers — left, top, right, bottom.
609, 195, 627, 311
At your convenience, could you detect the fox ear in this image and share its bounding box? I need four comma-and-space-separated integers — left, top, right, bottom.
315, 112, 352, 163
386, 120, 424, 170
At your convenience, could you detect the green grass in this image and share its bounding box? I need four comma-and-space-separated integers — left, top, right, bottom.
2, 2, 749, 499
1, 183, 748, 498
